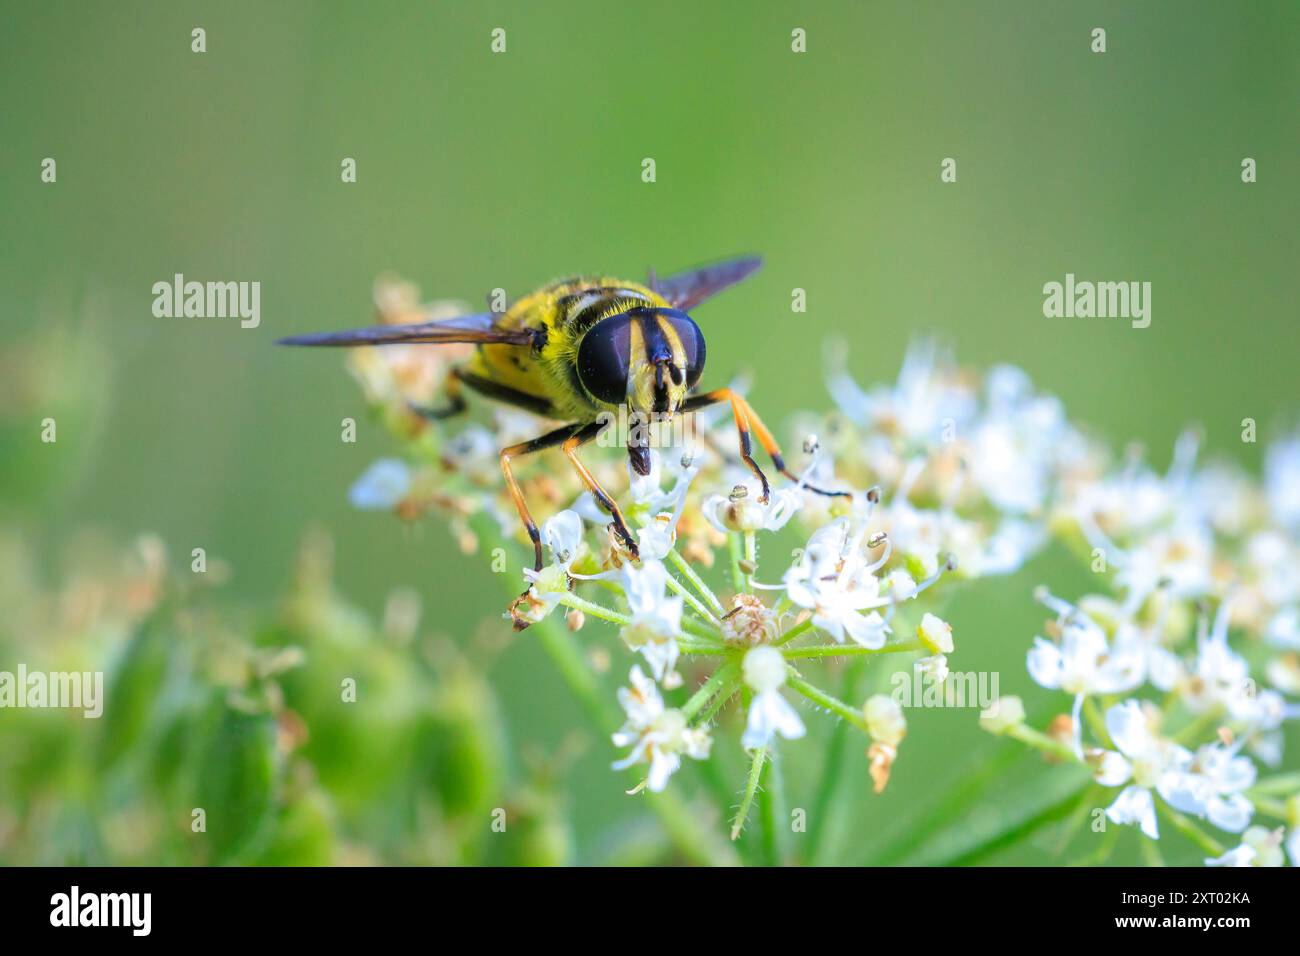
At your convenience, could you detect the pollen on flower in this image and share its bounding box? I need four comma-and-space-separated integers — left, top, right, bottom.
721, 594, 778, 646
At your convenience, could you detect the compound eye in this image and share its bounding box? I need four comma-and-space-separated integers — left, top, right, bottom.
576, 314, 633, 405
663, 312, 706, 389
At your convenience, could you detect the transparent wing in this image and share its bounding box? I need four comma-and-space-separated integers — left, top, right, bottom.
650, 256, 763, 310
277, 312, 533, 348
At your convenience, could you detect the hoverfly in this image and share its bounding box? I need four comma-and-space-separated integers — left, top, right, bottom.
279, 256, 846, 626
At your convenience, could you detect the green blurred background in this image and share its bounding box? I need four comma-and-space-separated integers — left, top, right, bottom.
1, 0, 1297, 865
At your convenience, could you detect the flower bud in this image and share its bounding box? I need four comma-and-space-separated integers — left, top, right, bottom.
721, 594, 778, 646
742, 646, 788, 693
915, 653, 949, 683
917, 613, 954, 654
978, 695, 1026, 734
864, 694, 906, 746
867, 742, 897, 793
714, 484, 766, 533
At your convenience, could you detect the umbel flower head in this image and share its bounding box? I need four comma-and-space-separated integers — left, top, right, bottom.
989, 412, 1300, 864
338, 310, 1298, 855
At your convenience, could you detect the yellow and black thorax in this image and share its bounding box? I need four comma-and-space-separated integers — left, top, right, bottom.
466, 277, 706, 422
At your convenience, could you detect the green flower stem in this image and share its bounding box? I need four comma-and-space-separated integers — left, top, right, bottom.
561, 587, 722, 645
774, 616, 815, 646
1071, 824, 1120, 867
696, 676, 741, 726
1054, 783, 1105, 854
1082, 696, 1111, 747
1155, 802, 1224, 857
1247, 772, 1300, 797
1004, 724, 1080, 763
668, 548, 726, 616
1250, 796, 1290, 821
1139, 835, 1165, 866
559, 593, 630, 626
1172, 705, 1224, 745
743, 531, 756, 593
680, 620, 726, 643
531, 611, 738, 866
663, 572, 723, 632
759, 751, 786, 867
476, 516, 738, 867
785, 674, 870, 735
802, 658, 866, 865
782, 639, 923, 660
682, 661, 740, 720
731, 745, 768, 841
727, 533, 745, 594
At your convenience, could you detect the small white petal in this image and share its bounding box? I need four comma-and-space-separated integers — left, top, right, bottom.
1105, 700, 1153, 761
1106, 785, 1159, 840
1205, 794, 1254, 834
542, 510, 583, 568
843, 609, 889, 649
645, 748, 682, 792
1026, 638, 1063, 689
1094, 751, 1133, 787
742, 689, 805, 749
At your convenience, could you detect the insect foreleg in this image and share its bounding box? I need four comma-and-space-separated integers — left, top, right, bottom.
681, 388, 772, 502
564, 420, 639, 559
682, 388, 850, 500
500, 423, 583, 572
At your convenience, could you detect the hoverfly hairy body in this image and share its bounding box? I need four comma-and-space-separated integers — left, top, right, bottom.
279, 256, 847, 628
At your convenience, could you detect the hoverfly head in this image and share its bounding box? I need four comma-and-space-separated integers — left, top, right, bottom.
576, 307, 706, 420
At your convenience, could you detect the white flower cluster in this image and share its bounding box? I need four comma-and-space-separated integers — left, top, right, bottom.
985, 414, 1300, 864
341, 324, 1298, 853
512, 450, 952, 794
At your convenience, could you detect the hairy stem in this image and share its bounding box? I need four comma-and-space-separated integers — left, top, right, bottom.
532, 613, 738, 866
664, 571, 723, 632
783, 639, 923, 659
682, 661, 740, 720
669, 548, 726, 616
1155, 802, 1224, 857
728, 533, 745, 595
732, 746, 767, 841
785, 674, 870, 735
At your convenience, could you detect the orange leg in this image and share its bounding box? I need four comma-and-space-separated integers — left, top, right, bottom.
682, 388, 850, 502
500, 423, 582, 572
564, 422, 639, 558
500, 419, 639, 574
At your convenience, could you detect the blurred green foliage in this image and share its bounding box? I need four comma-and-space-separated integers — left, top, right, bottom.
0, 526, 593, 865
